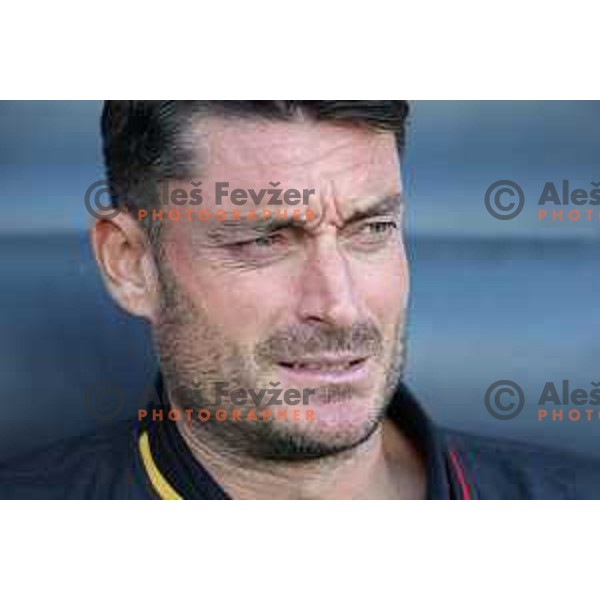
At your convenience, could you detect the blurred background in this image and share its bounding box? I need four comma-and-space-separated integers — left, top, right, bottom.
1, 100, 599, 461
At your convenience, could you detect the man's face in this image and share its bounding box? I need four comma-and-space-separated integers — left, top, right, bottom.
152, 116, 409, 458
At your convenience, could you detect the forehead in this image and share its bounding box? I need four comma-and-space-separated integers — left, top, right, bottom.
191, 116, 401, 194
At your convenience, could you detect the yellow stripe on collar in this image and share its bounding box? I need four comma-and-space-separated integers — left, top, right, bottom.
138, 431, 183, 500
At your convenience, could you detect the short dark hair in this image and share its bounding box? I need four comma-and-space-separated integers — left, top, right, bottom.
101, 101, 410, 232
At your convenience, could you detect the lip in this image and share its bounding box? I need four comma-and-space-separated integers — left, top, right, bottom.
276, 356, 371, 384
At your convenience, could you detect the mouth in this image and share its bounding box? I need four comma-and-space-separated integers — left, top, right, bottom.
276, 356, 370, 382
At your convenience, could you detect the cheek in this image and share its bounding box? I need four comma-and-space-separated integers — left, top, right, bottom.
164, 231, 290, 345
217, 280, 285, 335
188, 271, 287, 346
359, 248, 409, 323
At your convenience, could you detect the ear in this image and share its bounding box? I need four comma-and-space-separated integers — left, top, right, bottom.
90, 211, 161, 322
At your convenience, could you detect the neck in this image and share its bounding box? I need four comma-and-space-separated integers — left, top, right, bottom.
175, 418, 426, 499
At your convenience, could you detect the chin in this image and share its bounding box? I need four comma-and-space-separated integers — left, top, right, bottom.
249, 398, 385, 461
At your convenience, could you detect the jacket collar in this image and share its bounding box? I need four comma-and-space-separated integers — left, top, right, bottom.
138, 373, 469, 499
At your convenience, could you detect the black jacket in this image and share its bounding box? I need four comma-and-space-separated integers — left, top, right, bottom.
1, 376, 599, 499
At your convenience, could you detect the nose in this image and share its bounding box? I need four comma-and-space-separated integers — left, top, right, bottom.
295, 236, 361, 327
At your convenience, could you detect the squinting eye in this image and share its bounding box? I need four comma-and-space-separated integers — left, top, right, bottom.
364, 221, 397, 235
228, 233, 291, 262
253, 236, 275, 247
233, 234, 281, 248
356, 221, 398, 238
250, 233, 286, 248
343, 220, 399, 251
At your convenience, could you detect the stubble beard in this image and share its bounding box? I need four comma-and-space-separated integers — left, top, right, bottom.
152, 260, 407, 461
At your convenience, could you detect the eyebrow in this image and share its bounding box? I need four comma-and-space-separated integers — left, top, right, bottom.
204, 192, 404, 242
341, 193, 404, 226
